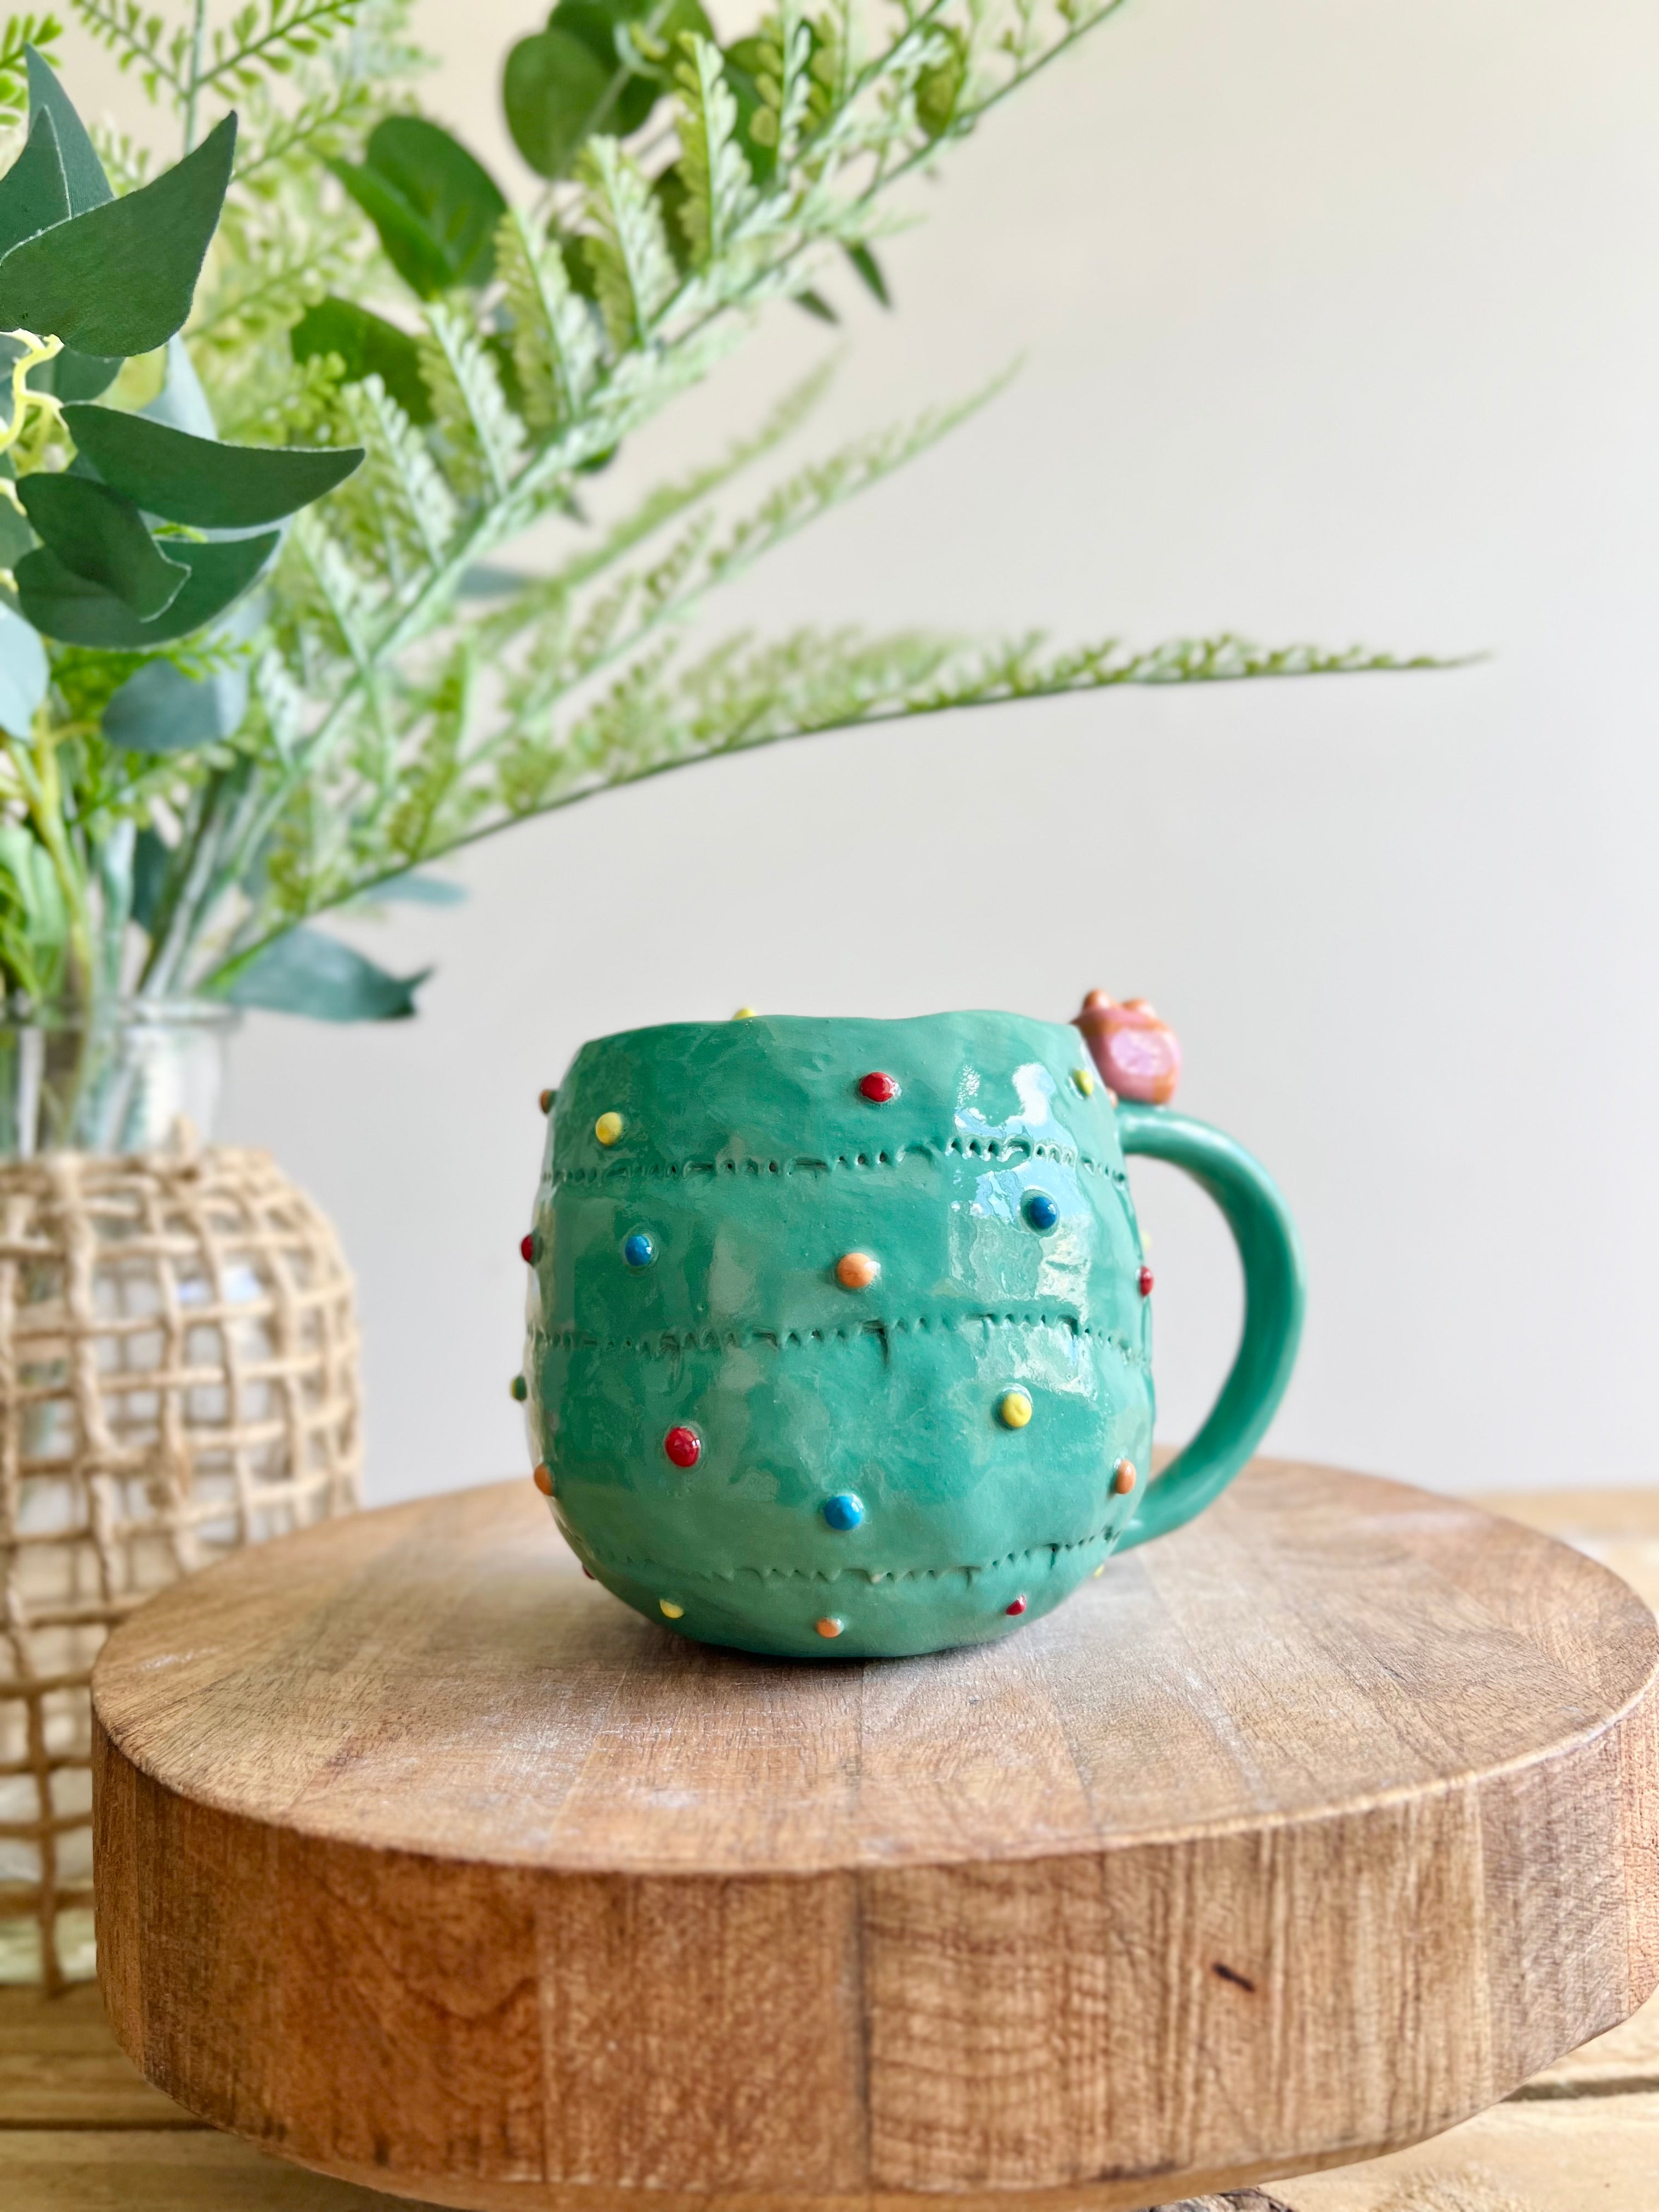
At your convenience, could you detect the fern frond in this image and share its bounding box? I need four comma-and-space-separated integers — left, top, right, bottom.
418, 304, 526, 504
578, 138, 678, 355
674, 36, 754, 267
199, 0, 362, 99
67, 0, 188, 101
495, 208, 602, 436
0, 13, 60, 119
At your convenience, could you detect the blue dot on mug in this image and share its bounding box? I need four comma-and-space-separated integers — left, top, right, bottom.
822, 1492, 864, 1532
1022, 1189, 1060, 1232
623, 1231, 656, 1269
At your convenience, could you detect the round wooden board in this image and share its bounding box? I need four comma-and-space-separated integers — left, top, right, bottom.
92, 1460, 1659, 2212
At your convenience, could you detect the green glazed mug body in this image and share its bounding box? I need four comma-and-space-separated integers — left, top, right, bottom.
523, 1011, 1304, 1660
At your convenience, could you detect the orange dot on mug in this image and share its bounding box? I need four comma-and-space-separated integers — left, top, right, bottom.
816, 1616, 844, 1639
532, 1463, 555, 1497
836, 1250, 880, 1290
1113, 1458, 1138, 1496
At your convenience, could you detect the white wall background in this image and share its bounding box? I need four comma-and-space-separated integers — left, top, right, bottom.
87, 0, 1659, 1501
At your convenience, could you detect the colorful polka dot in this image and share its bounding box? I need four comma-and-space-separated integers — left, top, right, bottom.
1023, 1190, 1060, 1232
659, 1599, 685, 1619
595, 1111, 624, 1146
858, 1070, 900, 1103
538, 1087, 556, 1114
1138, 1265, 1154, 1296
1072, 1066, 1096, 1097
520, 1231, 538, 1264
533, 1463, 554, 1497
732, 1006, 758, 1019
816, 1616, 844, 1638
582, 1564, 595, 1579
1113, 1458, 1138, 1495
822, 1493, 864, 1531
663, 1425, 702, 1468
998, 1388, 1033, 1429
510, 1374, 527, 1402
835, 1250, 880, 1290
1006, 1595, 1028, 1617
623, 1232, 656, 1269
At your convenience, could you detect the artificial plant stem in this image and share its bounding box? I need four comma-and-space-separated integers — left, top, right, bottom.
182, 0, 209, 155
16, 720, 94, 1007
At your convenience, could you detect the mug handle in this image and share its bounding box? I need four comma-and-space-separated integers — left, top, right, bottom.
1114, 1103, 1306, 1549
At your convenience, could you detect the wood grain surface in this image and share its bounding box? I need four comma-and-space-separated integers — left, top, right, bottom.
88, 1461, 1659, 2212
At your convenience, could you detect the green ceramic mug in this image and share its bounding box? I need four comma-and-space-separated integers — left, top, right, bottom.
522, 1010, 1304, 1659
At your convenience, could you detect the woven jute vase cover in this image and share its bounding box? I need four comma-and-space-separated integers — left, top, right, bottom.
0, 1138, 359, 1988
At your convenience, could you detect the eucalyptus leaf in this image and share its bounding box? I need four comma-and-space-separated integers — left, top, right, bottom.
0, 109, 69, 259
221, 926, 429, 1020
103, 655, 250, 753
16, 529, 278, 647
0, 115, 235, 359
24, 46, 112, 212
0, 599, 47, 733
64, 405, 363, 529
291, 296, 432, 424
18, 474, 188, 617
330, 119, 505, 298
0, 498, 33, 567
371, 871, 466, 906
503, 25, 617, 180
131, 823, 171, 933
34, 349, 122, 401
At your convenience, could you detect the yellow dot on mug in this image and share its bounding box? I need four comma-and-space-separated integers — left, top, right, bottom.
532, 1463, 554, 1497
732, 1006, 758, 1019
998, 1388, 1033, 1429
1093, 1563, 1106, 1578
595, 1111, 624, 1146
816, 1616, 844, 1639
659, 1599, 685, 1619
1072, 1065, 1096, 1097
836, 1250, 880, 1290
1113, 1458, 1138, 1495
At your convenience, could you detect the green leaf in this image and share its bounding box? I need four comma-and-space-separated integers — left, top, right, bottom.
25, 46, 112, 213
291, 295, 433, 424
371, 870, 466, 906
330, 119, 505, 298
221, 926, 429, 1020
131, 823, 170, 933
0, 496, 33, 566
35, 348, 122, 400
18, 473, 187, 617
16, 528, 277, 646
504, 26, 614, 180
794, 287, 837, 324
0, 108, 69, 259
846, 243, 890, 307
0, 114, 235, 358
915, 26, 967, 139
64, 405, 364, 528
102, 655, 250, 753
0, 598, 47, 733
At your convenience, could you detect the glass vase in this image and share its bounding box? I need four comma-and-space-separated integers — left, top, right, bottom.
0, 998, 240, 1159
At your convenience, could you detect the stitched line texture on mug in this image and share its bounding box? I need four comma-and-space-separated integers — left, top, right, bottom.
540, 1311, 1148, 1370
576, 1522, 1131, 1587
550, 1137, 1128, 1187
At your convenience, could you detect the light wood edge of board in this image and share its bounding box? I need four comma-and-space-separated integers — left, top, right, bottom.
89, 1463, 1659, 2212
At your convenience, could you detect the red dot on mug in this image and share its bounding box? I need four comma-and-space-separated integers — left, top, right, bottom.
859, 1071, 900, 1103
521, 1232, 537, 1264
664, 1425, 702, 1468
1006, 1595, 1028, 1617
1138, 1265, 1154, 1297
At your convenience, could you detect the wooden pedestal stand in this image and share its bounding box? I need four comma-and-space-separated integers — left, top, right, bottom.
89, 1461, 1659, 2212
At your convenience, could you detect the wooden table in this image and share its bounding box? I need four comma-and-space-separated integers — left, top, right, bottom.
2, 1477, 1656, 2212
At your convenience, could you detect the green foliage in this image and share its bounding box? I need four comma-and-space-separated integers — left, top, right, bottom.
0, 17, 62, 125
0, 0, 1437, 1036
329, 116, 505, 296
